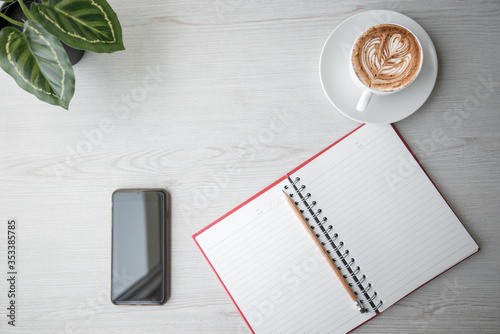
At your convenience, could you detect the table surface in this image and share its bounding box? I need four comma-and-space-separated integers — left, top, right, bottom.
1, 1, 499, 333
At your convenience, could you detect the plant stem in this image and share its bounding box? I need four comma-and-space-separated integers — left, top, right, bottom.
18, 0, 34, 21
0, 12, 24, 27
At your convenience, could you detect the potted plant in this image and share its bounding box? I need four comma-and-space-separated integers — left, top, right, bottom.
0, 0, 124, 109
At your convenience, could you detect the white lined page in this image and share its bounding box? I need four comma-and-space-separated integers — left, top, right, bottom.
290, 124, 478, 312
195, 179, 374, 333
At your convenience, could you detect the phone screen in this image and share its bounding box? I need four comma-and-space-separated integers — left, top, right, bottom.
111, 190, 167, 305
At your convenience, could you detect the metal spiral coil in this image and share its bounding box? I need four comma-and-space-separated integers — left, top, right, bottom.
323, 233, 338, 246
332, 250, 349, 262
365, 301, 383, 312
332, 241, 344, 252
315, 225, 333, 236
337, 258, 354, 270
294, 193, 311, 205
349, 275, 366, 287
300, 201, 316, 213
342, 266, 360, 278
305, 209, 322, 221
360, 291, 378, 303
311, 216, 327, 229
283, 177, 300, 190
355, 283, 371, 295
284, 176, 382, 313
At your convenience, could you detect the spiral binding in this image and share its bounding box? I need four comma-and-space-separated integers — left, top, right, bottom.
284, 176, 383, 313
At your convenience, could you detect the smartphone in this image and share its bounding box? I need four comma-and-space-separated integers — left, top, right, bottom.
111, 189, 169, 305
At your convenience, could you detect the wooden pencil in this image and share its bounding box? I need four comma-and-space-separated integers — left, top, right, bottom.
282, 190, 366, 313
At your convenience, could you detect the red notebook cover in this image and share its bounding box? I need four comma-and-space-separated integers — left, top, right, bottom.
193, 124, 478, 333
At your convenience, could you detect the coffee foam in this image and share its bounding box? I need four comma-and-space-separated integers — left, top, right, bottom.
351, 24, 422, 92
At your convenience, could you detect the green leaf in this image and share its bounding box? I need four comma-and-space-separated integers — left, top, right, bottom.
0, 21, 75, 109
31, 0, 125, 53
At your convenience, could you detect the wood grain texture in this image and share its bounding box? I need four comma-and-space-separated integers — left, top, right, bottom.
0, 0, 499, 333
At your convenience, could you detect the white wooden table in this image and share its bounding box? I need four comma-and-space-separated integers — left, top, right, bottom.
1, 1, 499, 333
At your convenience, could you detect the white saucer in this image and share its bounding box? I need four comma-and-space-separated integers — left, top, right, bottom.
319, 10, 438, 124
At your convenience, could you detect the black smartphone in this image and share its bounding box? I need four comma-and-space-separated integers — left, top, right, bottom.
111, 189, 169, 305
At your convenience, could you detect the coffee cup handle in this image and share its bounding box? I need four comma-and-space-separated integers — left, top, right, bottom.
356, 89, 372, 112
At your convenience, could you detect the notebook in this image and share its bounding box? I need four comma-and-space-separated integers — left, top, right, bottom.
193, 123, 479, 334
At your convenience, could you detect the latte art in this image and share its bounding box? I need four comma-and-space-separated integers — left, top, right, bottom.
362, 34, 412, 84
351, 24, 422, 92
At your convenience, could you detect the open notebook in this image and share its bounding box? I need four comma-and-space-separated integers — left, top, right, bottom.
193, 124, 478, 334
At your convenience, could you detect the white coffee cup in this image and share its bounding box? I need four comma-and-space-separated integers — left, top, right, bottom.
349, 23, 423, 112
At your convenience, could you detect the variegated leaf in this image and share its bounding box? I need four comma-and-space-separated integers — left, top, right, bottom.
0, 21, 75, 109
31, 0, 124, 53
